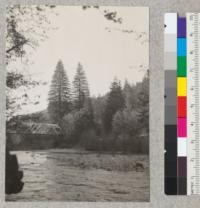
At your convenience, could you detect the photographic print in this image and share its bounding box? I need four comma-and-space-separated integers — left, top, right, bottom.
5, 5, 149, 202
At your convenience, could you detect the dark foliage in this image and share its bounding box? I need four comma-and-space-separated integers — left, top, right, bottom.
48, 60, 71, 123
136, 72, 149, 133
72, 63, 90, 110
103, 78, 125, 133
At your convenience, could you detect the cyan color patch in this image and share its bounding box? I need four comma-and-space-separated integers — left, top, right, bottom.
177, 38, 186, 56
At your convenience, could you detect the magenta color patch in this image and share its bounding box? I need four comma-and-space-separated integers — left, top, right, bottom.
178, 118, 187, 137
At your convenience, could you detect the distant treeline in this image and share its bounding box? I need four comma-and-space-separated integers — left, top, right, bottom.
48, 60, 149, 153
8, 60, 149, 154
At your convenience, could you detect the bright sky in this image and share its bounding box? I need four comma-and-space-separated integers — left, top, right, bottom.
8, 6, 149, 115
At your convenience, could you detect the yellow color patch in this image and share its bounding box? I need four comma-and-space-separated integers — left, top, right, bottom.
177, 77, 187, 96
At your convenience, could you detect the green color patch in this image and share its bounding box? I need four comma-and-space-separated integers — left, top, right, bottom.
177, 56, 186, 77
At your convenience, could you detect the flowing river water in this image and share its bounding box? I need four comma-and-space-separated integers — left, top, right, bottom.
6, 149, 149, 202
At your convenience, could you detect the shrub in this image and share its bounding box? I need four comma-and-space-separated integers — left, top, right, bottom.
61, 107, 94, 147
112, 109, 141, 153
79, 129, 100, 151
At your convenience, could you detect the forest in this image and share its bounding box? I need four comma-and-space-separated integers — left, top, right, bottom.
6, 6, 149, 154
36, 60, 149, 153
7, 59, 149, 154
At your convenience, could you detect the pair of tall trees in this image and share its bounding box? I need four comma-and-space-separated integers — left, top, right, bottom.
48, 60, 90, 123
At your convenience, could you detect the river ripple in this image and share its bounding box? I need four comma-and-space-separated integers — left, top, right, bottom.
6, 149, 149, 202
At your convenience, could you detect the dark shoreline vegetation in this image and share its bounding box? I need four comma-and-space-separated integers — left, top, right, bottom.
7, 60, 149, 154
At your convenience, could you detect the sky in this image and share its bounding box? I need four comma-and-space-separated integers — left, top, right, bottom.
7, 6, 149, 115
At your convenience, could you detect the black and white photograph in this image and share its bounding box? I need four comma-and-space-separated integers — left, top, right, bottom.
5, 5, 149, 202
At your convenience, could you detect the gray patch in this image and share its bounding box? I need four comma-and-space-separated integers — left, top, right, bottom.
165, 105, 176, 124
165, 70, 177, 88
165, 87, 176, 106
164, 52, 177, 70
164, 34, 177, 52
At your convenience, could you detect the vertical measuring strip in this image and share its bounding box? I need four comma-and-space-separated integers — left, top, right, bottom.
177, 17, 187, 195
164, 13, 178, 195
187, 13, 200, 195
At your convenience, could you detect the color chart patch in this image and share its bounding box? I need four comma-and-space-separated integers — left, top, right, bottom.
164, 13, 177, 195
177, 16, 187, 195
165, 13, 200, 195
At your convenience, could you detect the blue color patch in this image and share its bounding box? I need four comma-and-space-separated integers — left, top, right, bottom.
177, 38, 186, 56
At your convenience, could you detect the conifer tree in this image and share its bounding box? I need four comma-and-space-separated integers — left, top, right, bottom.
137, 71, 149, 133
123, 80, 137, 110
103, 78, 125, 133
72, 63, 90, 110
48, 60, 71, 123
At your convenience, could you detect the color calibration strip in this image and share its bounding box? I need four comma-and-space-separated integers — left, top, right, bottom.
164, 13, 177, 195
165, 13, 187, 195
165, 13, 200, 195
177, 16, 187, 195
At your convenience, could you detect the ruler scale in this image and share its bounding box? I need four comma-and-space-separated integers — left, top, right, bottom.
187, 13, 200, 195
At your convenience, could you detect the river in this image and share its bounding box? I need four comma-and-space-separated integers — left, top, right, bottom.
6, 149, 149, 202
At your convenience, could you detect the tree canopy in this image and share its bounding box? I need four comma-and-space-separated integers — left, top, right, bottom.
48, 60, 71, 123
72, 63, 90, 110
103, 78, 125, 133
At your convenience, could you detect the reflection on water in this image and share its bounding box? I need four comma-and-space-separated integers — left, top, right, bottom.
6, 149, 149, 202
10, 151, 47, 166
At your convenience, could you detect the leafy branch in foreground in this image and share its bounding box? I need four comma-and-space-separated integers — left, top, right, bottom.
6, 5, 56, 119
82, 6, 122, 24
6, 5, 56, 64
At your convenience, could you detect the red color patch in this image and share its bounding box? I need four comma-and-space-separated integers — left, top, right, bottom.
178, 96, 186, 118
